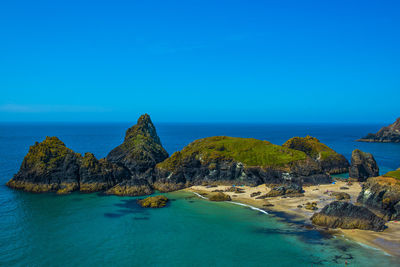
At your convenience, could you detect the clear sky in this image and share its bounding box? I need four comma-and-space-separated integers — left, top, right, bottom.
1, 0, 399, 123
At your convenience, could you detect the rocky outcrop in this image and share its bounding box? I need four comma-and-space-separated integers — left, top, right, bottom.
7, 114, 171, 196
79, 152, 130, 192
106, 114, 169, 177
208, 192, 231, 201
106, 179, 153, 196
282, 136, 349, 174
349, 149, 379, 181
154, 136, 332, 190
357, 175, 400, 220
264, 184, 303, 197
358, 118, 400, 143
6, 137, 82, 194
311, 201, 386, 231
138, 195, 169, 208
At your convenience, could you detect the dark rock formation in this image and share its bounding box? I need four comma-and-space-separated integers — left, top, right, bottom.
79, 152, 130, 192
331, 192, 351, 201
265, 184, 303, 197
358, 118, 400, 143
6, 137, 82, 194
154, 136, 332, 191
349, 149, 379, 181
106, 114, 169, 177
357, 175, 400, 220
311, 201, 386, 231
282, 136, 349, 174
106, 179, 153, 196
138, 195, 169, 208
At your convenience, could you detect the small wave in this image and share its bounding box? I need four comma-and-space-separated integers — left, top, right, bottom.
191, 192, 268, 215
230, 201, 269, 215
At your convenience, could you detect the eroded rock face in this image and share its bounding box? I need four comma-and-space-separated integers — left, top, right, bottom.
79, 152, 130, 192
310, 201, 386, 231
106, 114, 169, 176
106, 179, 154, 196
358, 117, 400, 143
357, 176, 400, 220
6, 137, 82, 194
282, 136, 349, 174
349, 149, 379, 181
154, 136, 332, 191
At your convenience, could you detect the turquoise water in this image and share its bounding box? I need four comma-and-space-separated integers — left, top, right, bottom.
1, 189, 397, 266
1, 123, 400, 266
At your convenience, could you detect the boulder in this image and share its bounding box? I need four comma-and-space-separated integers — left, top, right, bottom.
311, 201, 386, 231
349, 149, 379, 181
208, 192, 231, 201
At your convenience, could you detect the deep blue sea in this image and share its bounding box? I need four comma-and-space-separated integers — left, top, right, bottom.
0, 123, 399, 266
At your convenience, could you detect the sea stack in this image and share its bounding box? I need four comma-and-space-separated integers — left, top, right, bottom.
282, 136, 349, 174
349, 149, 379, 181
358, 117, 400, 143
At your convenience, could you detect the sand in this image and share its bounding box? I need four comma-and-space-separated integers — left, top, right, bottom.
185, 181, 400, 257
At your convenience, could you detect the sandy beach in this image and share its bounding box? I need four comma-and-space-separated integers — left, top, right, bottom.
186, 181, 400, 257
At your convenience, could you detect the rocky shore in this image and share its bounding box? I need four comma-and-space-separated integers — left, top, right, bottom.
358, 117, 400, 143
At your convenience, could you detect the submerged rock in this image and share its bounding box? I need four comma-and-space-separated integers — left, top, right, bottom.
358, 117, 400, 143
155, 136, 332, 188
357, 174, 400, 220
349, 149, 379, 181
311, 201, 386, 231
282, 136, 349, 174
106, 114, 169, 176
106, 179, 154, 196
138, 195, 169, 208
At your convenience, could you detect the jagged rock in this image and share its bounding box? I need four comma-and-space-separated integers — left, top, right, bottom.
357, 174, 400, 220
311, 201, 386, 231
138, 195, 169, 208
349, 149, 379, 181
282, 136, 349, 174
155, 136, 331, 188
358, 118, 400, 143
6, 137, 81, 194
79, 152, 130, 192
208, 192, 231, 201
265, 184, 303, 197
106, 114, 168, 177
106, 179, 153, 196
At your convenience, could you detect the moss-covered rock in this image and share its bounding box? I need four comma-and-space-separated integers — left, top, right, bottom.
155, 136, 331, 188
106, 114, 169, 176
332, 192, 351, 201
138, 195, 169, 208
311, 201, 386, 231
6, 136, 82, 193
282, 136, 349, 174
208, 192, 231, 201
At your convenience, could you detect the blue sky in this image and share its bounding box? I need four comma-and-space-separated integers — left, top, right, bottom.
1, 0, 399, 123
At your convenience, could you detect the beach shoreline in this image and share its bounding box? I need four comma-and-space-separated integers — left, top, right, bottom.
184, 181, 400, 258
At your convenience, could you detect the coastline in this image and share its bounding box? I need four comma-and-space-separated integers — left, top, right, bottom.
184, 181, 400, 258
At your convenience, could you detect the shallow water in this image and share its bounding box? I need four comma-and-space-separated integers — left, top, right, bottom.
0, 123, 399, 266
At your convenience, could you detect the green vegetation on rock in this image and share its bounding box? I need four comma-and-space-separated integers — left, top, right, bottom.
157, 136, 307, 172
138, 195, 169, 208
282, 136, 340, 160
383, 169, 400, 180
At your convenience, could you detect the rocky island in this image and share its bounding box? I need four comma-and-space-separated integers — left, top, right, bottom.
358, 117, 400, 143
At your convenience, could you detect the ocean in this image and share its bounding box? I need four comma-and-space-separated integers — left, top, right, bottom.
0, 122, 399, 266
